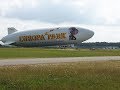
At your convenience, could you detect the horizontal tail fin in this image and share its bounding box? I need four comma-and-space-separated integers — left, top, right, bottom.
8, 27, 17, 34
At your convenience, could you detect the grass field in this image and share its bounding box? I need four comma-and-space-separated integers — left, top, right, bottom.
0, 61, 120, 90
0, 48, 120, 58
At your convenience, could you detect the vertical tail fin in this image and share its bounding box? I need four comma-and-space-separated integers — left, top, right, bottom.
8, 27, 17, 34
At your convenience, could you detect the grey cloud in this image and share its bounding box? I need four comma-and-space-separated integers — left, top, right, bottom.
4, 0, 95, 24
3, 0, 120, 25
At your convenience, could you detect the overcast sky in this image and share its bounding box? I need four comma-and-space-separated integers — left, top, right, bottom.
0, 0, 120, 43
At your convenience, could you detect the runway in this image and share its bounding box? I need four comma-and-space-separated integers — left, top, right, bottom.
0, 56, 120, 66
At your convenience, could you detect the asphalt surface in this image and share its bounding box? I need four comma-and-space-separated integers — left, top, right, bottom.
0, 56, 120, 66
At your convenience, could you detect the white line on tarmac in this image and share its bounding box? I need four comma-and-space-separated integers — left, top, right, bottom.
0, 56, 120, 66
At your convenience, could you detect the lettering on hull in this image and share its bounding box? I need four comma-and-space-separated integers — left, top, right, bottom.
19, 33, 66, 42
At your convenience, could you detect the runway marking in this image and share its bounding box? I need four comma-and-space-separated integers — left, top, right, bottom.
0, 56, 120, 66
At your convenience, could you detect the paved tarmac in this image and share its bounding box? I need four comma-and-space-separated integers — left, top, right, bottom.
0, 56, 120, 66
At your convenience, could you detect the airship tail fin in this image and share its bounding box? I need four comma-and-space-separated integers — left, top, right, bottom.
8, 27, 17, 34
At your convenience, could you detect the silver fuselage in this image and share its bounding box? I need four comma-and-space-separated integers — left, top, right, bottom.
1, 27, 94, 47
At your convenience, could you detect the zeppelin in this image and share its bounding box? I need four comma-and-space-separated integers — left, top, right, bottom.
1, 27, 94, 47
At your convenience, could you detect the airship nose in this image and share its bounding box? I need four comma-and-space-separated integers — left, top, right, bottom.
87, 29, 94, 38
78, 28, 94, 42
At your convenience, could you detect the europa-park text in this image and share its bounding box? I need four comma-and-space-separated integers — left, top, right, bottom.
19, 33, 67, 42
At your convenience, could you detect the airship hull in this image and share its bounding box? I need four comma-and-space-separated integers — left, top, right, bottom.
1, 27, 94, 47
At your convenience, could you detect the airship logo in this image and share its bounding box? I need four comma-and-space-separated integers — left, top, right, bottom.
69, 27, 79, 40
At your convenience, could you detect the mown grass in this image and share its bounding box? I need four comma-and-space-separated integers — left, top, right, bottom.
0, 48, 120, 58
0, 61, 120, 90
